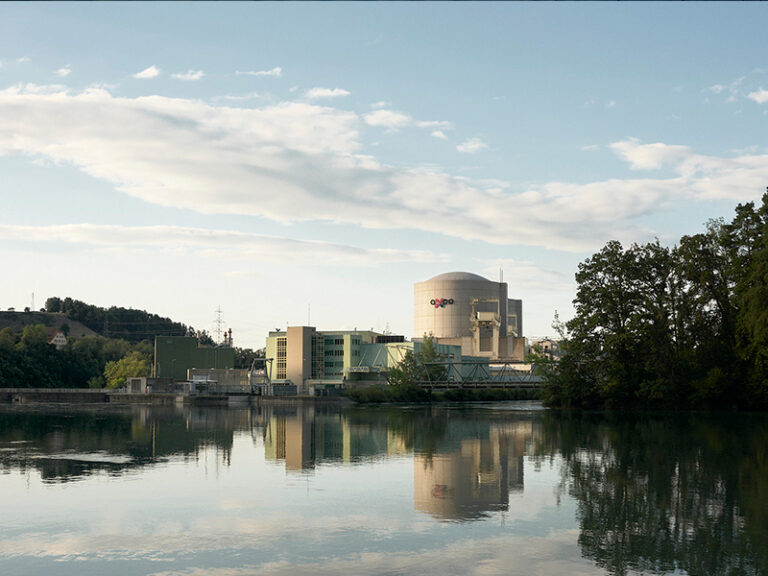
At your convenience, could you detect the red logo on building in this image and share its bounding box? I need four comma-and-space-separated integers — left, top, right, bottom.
430, 298, 454, 308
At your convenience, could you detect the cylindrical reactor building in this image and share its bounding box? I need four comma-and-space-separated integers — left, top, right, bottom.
414, 271, 508, 339
414, 271, 524, 360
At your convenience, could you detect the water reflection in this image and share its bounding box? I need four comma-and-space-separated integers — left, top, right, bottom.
0, 405, 244, 481
534, 411, 768, 576
414, 421, 531, 520
0, 403, 766, 576
261, 406, 536, 520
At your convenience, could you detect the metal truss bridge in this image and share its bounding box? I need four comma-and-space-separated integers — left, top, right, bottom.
415, 361, 542, 390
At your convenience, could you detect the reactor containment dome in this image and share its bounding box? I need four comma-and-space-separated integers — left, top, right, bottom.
413, 271, 524, 361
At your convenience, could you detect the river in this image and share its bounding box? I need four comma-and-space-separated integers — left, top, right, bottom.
0, 402, 765, 576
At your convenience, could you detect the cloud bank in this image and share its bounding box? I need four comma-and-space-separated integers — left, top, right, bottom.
0, 224, 438, 265
1, 85, 767, 252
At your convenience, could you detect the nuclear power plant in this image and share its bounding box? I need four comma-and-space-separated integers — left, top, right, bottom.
414, 271, 525, 362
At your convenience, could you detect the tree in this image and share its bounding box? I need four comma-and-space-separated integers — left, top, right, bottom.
103, 351, 151, 389
545, 189, 768, 410
387, 336, 447, 389
0, 328, 15, 351
19, 324, 50, 349
234, 347, 265, 369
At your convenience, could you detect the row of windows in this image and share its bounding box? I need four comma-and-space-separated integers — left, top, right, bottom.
324, 349, 345, 357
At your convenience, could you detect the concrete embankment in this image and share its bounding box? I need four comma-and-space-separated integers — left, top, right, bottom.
0, 388, 350, 406
0, 388, 109, 404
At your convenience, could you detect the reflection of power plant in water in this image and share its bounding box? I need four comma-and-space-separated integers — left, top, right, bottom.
263, 408, 405, 472
414, 421, 532, 520
261, 408, 536, 522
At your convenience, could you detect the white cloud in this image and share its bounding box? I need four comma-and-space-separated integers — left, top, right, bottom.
2, 86, 768, 252
370, 101, 390, 109
581, 144, 599, 152
363, 109, 411, 130
17, 56, 30, 64
217, 92, 261, 102
132, 65, 160, 79
456, 137, 488, 154
431, 130, 448, 140
236, 67, 282, 78
609, 137, 690, 170
707, 76, 745, 101
0, 224, 438, 264
747, 88, 768, 104
605, 100, 616, 109
55, 66, 71, 78
171, 69, 205, 81
416, 120, 453, 130
305, 87, 350, 99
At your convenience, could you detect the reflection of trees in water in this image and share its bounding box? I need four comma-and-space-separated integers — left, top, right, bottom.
0, 406, 246, 482
535, 412, 768, 576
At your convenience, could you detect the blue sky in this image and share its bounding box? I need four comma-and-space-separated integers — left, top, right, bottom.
2, 2, 768, 348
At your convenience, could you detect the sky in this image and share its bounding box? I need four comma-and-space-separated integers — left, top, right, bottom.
2, 2, 768, 349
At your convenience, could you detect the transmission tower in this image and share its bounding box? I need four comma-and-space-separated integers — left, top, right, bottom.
214, 306, 224, 345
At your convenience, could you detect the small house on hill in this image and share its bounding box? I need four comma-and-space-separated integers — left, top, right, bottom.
47, 329, 68, 350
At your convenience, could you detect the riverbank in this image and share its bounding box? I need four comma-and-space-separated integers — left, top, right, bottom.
0, 387, 539, 406
344, 386, 540, 404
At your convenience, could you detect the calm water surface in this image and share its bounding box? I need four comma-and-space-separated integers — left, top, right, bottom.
0, 402, 766, 576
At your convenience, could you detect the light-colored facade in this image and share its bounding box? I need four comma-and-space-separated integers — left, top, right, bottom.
49, 331, 67, 350
265, 327, 395, 390
414, 271, 525, 362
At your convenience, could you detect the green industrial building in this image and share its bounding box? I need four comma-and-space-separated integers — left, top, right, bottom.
154, 336, 235, 381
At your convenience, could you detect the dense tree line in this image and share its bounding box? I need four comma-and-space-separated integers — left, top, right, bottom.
541, 192, 768, 410
0, 325, 149, 389
44, 296, 214, 344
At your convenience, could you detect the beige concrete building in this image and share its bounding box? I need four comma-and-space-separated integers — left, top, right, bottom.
413, 421, 532, 520
414, 271, 525, 361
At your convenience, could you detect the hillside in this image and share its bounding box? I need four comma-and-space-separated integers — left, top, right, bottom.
0, 311, 98, 338
43, 297, 195, 344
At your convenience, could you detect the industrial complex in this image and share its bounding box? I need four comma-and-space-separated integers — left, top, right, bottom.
136, 271, 533, 395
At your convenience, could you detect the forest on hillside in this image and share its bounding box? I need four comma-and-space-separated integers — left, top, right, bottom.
541, 192, 768, 411
0, 299, 262, 389
44, 297, 208, 344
